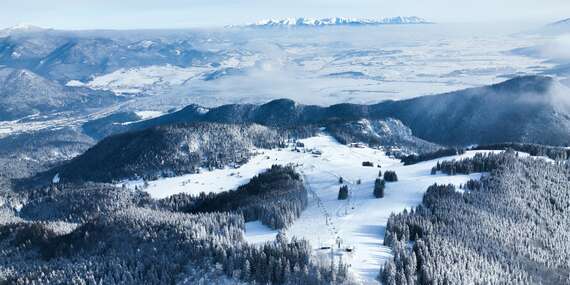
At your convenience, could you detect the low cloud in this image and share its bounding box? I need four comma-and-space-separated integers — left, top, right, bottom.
539, 34, 570, 61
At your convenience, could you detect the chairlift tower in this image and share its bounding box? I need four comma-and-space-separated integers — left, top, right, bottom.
336, 236, 343, 249
345, 187, 351, 215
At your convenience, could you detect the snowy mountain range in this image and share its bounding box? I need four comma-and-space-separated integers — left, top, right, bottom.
240, 16, 431, 28
81, 76, 570, 147
0, 67, 119, 120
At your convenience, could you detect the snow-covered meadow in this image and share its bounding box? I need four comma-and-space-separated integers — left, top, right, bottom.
127, 135, 504, 284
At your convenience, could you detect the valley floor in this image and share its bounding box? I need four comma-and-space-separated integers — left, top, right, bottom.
127, 135, 501, 284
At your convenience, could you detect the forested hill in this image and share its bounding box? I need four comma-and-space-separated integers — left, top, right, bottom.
374, 75, 570, 146
35, 123, 303, 184
3, 167, 346, 284
85, 75, 570, 146
0, 67, 120, 121
382, 151, 570, 284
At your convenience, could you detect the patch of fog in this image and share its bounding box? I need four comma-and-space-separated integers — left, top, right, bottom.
550, 78, 570, 112
538, 34, 570, 61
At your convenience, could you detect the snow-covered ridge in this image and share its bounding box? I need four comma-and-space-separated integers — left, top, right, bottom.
238, 16, 431, 28
536, 18, 570, 35
549, 18, 570, 26
0, 24, 47, 37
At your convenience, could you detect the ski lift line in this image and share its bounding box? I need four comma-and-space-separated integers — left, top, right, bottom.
305, 162, 358, 185
300, 171, 340, 238
302, 173, 348, 253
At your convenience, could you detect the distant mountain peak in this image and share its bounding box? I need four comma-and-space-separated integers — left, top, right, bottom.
8, 23, 43, 30
234, 16, 431, 28
488, 75, 555, 95
549, 18, 570, 26
536, 18, 570, 35
0, 23, 47, 37
3, 68, 47, 85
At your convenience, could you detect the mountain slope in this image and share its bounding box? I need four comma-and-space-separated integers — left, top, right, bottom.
0, 33, 214, 83
0, 24, 48, 37
0, 127, 95, 179
374, 76, 570, 145
326, 118, 440, 154
44, 123, 290, 183
538, 18, 570, 35
0, 67, 119, 120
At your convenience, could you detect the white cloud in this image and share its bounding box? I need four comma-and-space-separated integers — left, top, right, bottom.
540, 34, 570, 60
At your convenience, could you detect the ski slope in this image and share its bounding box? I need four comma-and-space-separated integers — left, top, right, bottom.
131, 135, 502, 284
284, 136, 488, 284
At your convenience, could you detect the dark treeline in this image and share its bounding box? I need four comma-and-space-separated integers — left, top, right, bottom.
473, 143, 570, 161
403, 143, 570, 167
433, 151, 513, 175
381, 152, 570, 284
400, 148, 465, 165
160, 165, 308, 230
402, 142, 570, 168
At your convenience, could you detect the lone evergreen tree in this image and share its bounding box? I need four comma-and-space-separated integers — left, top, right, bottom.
374, 178, 385, 198
338, 185, 349, 200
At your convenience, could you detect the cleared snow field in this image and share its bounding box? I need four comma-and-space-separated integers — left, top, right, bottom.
130, 135, 504, 284
244, 221, 279, 244
83, 65, 212, 95
126, 149, 308, 199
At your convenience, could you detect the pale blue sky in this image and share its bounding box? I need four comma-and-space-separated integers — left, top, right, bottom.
2, 0, 569, 30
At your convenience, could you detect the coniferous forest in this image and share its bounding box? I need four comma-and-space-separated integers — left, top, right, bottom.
161, 165, 308, 230
0, 166, 349, 284
381, 152, 570, 284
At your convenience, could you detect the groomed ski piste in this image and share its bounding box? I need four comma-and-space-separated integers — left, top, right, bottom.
126, 135, 511, 284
